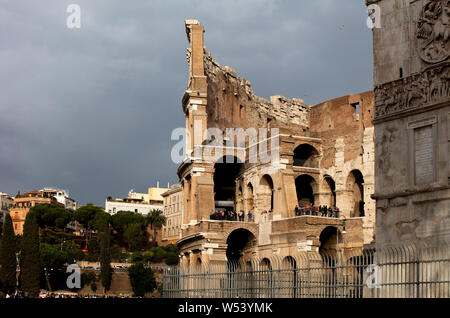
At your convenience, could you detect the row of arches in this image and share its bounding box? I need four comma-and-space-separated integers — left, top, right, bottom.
294, 170, 364, 218
213, 156, 366, 218
225, 226, 344, 263
293, 144, 320, 168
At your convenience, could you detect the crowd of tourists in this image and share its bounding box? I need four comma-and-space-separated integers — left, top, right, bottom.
295, 205, 340, 218
210, 205, 340, 221
210, 210, 254, 222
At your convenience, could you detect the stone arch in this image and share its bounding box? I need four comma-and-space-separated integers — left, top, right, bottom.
282, 256, 298, 298
195, 257, 202, 271
223, 223, 258, 240
226, 228, 257, 262
183, 252, 191, 268
260, 258, 272, 270
346, 170, 365, 217
293, 144, 320, 168
236, 183, 244, 213
213, 155, 243, 211
322, 175, 337, 207
295, 174, 318, 206
246, 182, 254, 213
210, 148, 246, 167
259, 174, 274, 212
319, 226, 342, 253
260, 258, 273, 297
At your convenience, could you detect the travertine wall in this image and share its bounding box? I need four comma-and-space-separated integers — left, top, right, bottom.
370, 0, 450, 247
309, 92, 376, 244
177, 19, 376, 266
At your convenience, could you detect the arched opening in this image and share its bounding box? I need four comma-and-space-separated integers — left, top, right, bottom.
226, 229, 256, 262
293, 144, 319, 168
260, 175, 274, 212
246, 183, 254, 213
260, 258, 273, 297
319, 226, 342, 253
195, 258, 202, 271
184, 252, 190, 269
260, 258, 272, 270
295, 175, 316, 206
214, 156, 243, 212
324, 176, 336, 207
236, 185, 244, 213
282, 256, 298, 298
346, 170, 365, 217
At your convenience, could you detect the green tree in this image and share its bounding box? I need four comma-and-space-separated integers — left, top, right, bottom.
111, 211, 145, 233
39, 243, 68, 270
109, 244, 126, 262
14, 235, 22, 254
128, 262, 156, 297
74, 204, 107, 240
146, 209, 166, 246
124, 223, 144, 252
73, 203, 99, 228
163, 244, 179, 254
87, 238, 100, 262
150, 246, 167, 263
39, 227, 74, 245
90, 211, 111, 231
99, 230, 112, 293
131, 251, 144, 263
30, 204, 71, 229
0, 213, 17, 293
21, 212, 41, 297
61, 241, 84, 263
165, 252, 179, 266
81, 271, 97, 288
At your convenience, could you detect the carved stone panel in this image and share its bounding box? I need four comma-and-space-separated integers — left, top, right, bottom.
375, 63, 450, 119
416, 0, 450, 64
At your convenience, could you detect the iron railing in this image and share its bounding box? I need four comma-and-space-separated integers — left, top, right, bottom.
162, 244, 450, 298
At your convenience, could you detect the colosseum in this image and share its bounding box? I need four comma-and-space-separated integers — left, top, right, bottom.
177, 20, 376, 267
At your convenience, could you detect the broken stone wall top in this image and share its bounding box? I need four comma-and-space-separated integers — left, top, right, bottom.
203, 50, 310, 131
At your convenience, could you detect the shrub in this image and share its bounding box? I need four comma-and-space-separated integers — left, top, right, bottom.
165, 252, 179, 266
128, 262, 156, 297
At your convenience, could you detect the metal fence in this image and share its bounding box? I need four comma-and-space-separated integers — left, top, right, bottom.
162, 244, 450, 298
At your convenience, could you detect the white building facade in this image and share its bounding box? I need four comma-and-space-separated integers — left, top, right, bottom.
161, 184, 184, 244
105, 199, 161, 215
105, 187, 167, 216
41, 187, 77, 211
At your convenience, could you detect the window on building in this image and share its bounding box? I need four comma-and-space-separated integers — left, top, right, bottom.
351, 102, 360, 121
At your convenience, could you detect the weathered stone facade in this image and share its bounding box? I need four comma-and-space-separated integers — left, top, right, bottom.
177, 20, 376, 266
369, 0, 450, 247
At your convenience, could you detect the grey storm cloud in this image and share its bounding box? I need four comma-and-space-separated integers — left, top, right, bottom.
0, 0, 373, 206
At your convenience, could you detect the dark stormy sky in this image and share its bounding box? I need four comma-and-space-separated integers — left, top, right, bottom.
0, 0, 373, 206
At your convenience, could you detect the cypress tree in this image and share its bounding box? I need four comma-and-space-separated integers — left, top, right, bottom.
0, 213, 17, 293
21, 212, 40, 297
99, 230, 112, 293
